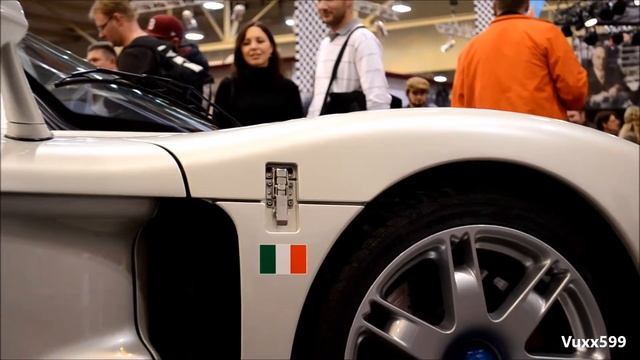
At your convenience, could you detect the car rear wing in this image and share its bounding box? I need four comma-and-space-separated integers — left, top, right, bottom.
1, 0, 52, 141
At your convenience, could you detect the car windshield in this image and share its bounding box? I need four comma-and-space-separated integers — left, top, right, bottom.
17, 33, 216, 132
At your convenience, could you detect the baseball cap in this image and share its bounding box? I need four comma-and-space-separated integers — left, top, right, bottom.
146, 14, 184, 39
406, 77, 430, 91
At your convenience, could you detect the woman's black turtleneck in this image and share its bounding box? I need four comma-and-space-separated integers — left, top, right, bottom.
214, 67, 304, 126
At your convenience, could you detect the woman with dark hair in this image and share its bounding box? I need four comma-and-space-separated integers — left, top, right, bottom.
214, 22, 303, 126
595, 110, 621, 136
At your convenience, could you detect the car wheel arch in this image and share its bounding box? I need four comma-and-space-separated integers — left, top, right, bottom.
291, 160, 637, 359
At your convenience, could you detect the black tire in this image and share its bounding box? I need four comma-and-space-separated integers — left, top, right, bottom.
295, 187, 639, 360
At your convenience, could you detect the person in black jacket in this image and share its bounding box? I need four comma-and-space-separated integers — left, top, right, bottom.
145, 14, 213, 101
90, 1, 209, 83
90, 0, 213, 111
90, 0, 160, 74
215, 22, 303, 126
145, 14, 210, 73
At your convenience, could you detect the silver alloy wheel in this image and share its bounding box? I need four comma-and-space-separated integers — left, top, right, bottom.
345, 225, 609, 360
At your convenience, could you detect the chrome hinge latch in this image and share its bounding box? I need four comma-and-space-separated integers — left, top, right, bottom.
266, 164, 297, 226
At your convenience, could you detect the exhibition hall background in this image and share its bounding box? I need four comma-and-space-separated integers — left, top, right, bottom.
19, 0, 640, 116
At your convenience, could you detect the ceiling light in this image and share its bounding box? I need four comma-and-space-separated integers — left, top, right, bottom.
440, 37, 456, 53
232, 4, 246, 22
182, 10, 204, 41
285, 17, 295, 27
203, 1, 224, 10
635, 0, 640, 6
183, 10, 198, 29
373, 20, 388, 38
391, 3, 412, 13
185, 31, 204, 41
584, 17, 598, 27
433, 75, 447, 83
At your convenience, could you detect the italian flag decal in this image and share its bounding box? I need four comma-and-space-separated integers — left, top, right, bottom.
260, 244, 307, 275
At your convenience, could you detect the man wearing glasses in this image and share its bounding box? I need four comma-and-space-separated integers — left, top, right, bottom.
89, 0, 160, 75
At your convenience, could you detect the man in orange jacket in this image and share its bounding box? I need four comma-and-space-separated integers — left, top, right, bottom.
451, 0, 587, 120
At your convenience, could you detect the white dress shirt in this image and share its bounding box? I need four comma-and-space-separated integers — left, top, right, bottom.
307, 20, 391, 117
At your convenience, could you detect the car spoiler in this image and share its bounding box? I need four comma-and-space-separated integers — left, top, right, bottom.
1, 0, 52, 141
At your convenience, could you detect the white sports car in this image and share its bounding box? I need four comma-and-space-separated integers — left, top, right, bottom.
1, 2, 638, 359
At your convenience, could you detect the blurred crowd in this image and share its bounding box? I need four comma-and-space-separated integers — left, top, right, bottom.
85, 0, 638, 144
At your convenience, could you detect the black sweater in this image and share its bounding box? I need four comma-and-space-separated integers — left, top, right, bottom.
214, 68, 303, 126
118, 36, 163, 75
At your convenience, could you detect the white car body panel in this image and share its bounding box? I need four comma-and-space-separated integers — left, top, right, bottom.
51, 131, 188, 138
2, 3, 639, 358
218, 202, 362, 359
0, 2, 27, 46
1, 194, 155, 359
1, 95, 6, 135
141, 108, 639, 264
1, 136, 186, 197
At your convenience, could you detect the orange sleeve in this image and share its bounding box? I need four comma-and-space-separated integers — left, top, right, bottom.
547, 28, 588, 110
451, 51, 466, 107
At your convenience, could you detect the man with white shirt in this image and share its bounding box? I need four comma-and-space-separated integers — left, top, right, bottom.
307, 0, 391, 117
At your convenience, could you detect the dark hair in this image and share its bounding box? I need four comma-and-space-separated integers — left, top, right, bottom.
595, 111, 616, 130
232, 21, 282, 78
495, 0, 529, 14
87, 41, 117, 58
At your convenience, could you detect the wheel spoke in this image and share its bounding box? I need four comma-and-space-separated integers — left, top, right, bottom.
496, 261, 572, 348
359, 296, 450, 359
494, 261, 551, 335
451, 267, 488, 324
440, 232, 488, 326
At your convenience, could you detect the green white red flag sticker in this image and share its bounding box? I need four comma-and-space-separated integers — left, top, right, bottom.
260, 244, 307, 275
